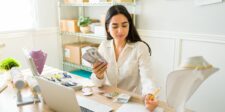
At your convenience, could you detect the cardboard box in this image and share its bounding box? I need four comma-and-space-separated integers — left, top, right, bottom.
64, 42, 99, 65
66, 19, 80, 32
76, 0, 89, 3
89, 0, 107, 3
64, 0, 76, 3
60, 19, 80, 32
60, 20, 68, 32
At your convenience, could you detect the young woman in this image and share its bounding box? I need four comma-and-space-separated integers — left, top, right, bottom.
91, 5, 158, 111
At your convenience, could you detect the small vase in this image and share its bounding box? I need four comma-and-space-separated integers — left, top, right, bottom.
80, 26, 91, 33
2, 71, 13, 84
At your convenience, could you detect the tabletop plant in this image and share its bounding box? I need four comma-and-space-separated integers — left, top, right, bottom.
77, 16, 92, 27
0, 57, 20, 71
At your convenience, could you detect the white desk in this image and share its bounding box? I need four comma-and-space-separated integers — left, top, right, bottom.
0, 66, 174, 112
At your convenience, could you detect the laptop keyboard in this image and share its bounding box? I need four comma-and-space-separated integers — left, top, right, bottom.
80, 106, 94, 112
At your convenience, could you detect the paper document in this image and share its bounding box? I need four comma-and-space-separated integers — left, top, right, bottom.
117, 103, 149, 112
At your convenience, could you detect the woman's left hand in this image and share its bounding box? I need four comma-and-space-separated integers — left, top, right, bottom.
144, 94, 158, 112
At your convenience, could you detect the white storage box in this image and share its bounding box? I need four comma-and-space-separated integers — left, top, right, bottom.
94, 26, 106, 36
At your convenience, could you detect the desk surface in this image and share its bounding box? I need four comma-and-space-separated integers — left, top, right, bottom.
0, 66, 172, 112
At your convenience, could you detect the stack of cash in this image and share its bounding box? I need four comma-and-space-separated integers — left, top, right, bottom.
82, 47, 107, 64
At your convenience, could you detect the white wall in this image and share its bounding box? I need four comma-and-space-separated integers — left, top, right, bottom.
137, 0, 225, 35
0, 28, 60, 69
136, 1, 225, 111
35, 0, 58, 28
0, 0, 60, 70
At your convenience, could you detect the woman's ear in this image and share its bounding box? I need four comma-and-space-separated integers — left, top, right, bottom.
106, 27, 109, 33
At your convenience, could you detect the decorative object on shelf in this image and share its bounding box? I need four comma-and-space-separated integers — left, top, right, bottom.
166, 56, 219, 112
78, 16, 92, 33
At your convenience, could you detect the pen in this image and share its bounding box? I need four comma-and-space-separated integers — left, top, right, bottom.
148, 88, 160, 100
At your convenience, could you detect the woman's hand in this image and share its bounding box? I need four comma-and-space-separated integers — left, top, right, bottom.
93, 61, 107, 79
145, 94, 158, 112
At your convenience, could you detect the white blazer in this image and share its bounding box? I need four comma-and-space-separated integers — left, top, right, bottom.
91, 40, 156, 96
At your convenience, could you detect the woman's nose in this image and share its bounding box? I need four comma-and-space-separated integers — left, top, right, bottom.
118, 27, 123, 33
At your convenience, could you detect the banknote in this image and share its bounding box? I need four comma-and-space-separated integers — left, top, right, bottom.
82, 52, 97, 64
113, 93, 131, 103
82, 47, 107, 64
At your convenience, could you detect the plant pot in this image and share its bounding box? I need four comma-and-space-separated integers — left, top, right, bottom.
80, 26, 91, 33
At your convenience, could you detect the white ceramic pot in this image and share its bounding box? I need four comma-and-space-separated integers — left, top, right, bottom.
80, 26, 91, 33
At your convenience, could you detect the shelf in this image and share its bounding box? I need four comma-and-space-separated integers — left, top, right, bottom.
60, 2, 136, 7
63, 61, 92, 72
61, 31, 106, 39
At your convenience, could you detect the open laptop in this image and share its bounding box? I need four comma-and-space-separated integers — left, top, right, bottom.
35, 76, 113, 112
35, 76, 82, 112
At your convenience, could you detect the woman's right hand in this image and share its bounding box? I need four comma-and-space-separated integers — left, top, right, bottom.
93, 61, 107, 79
145, 94, 158, 112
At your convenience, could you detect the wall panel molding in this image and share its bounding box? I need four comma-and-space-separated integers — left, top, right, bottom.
138, 29, 225, 44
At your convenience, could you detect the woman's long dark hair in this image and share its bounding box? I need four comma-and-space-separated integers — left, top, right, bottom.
105, 5, 151, 56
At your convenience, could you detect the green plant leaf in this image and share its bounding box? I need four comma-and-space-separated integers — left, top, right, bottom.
78, 16, 91, 27
0, 57, 20, 71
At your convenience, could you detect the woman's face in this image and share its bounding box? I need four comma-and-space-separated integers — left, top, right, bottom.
107, 14, 129, 42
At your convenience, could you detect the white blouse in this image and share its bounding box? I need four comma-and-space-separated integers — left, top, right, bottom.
91, 40, 156, 96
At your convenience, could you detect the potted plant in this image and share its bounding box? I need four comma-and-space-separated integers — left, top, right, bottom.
0, 57, 20, 82
0, 57, 20, 72
77, 16, 92, 33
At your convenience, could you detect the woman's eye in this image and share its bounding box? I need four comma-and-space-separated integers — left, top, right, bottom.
112, 26, 118, 29
122, 25, 128, 28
